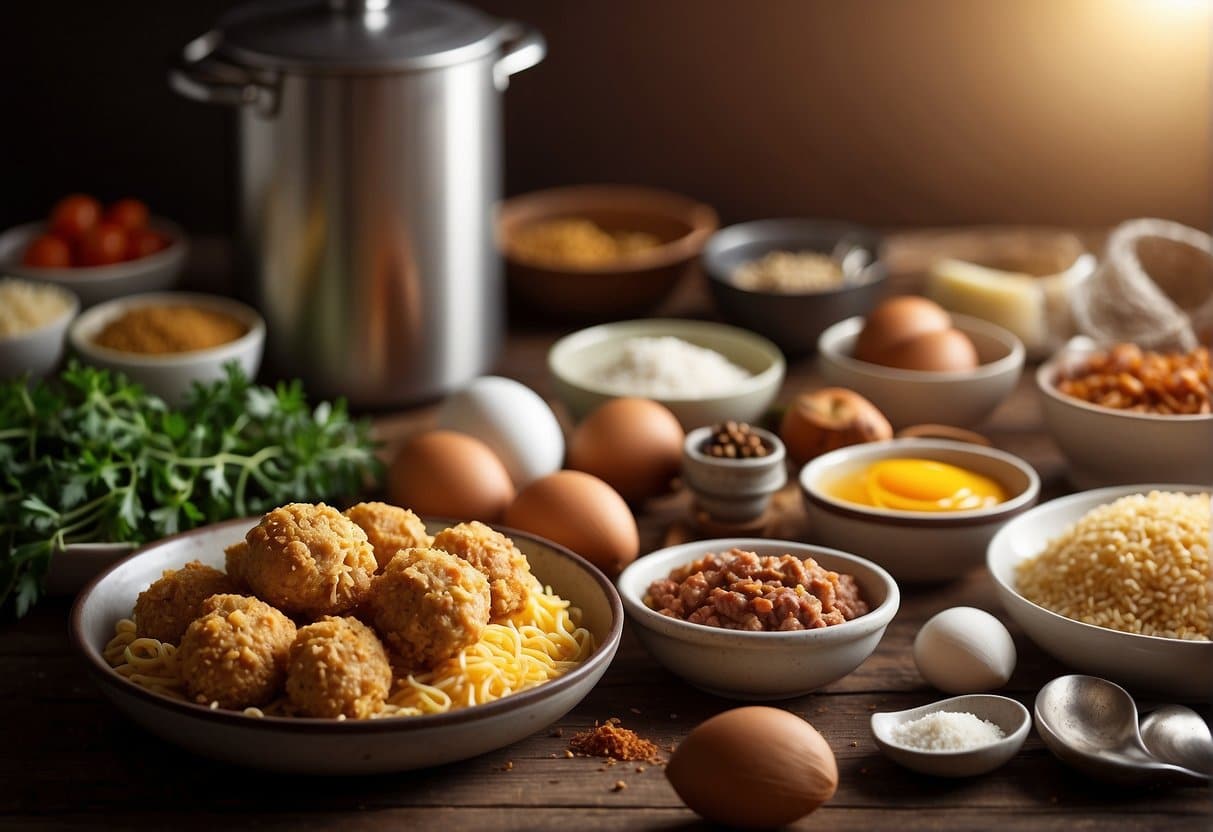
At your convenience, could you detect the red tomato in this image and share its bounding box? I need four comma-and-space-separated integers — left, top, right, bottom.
104, 199, 149, 233
126, 228, 170, 260
77, 223, 129, 267
49, 194, 101, 242
22, 234, 73, 268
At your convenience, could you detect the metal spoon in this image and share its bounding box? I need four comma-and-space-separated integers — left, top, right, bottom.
1140, 704, 1213, 777
1034, 675, 1210, 786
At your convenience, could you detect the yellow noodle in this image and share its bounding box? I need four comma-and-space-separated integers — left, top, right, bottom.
104, 587, 593, 719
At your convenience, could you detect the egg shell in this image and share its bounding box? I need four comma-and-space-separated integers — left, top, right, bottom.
503, 470, 638, 575
567, 397, 684, 504
854, 295, 953, 363
871, 327, 979, 372
666, 707, 838, 829
387, 430, 515, 522
436, 376, 564, 488
913, 606, 1017, 694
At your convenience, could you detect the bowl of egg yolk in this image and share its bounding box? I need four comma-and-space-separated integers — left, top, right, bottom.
799, 438, 1040, 583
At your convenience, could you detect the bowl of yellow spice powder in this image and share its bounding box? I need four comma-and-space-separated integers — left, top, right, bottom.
500, 185, 718, 322
69, 292, 265, 403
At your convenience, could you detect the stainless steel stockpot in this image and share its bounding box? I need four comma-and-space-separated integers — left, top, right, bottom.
171, 0, 544, 406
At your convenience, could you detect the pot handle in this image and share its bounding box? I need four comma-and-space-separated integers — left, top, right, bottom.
168, 31, 277, 114
493, 22, 546, 91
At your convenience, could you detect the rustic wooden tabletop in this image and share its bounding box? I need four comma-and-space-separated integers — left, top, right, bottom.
2, 232, 1210, 831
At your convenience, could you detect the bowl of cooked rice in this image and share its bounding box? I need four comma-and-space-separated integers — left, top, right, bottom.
70, 507, 623, 773
987, 485, 1211, 698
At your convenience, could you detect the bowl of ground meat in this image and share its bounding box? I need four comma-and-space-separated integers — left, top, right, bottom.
617, 539, 899, 699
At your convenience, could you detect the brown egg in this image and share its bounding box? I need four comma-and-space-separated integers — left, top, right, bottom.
666, 707, 838, 829
854, 295, 953, 363
503, 470, 639, 575
388, 430, 515, 522
873, 327, 979, 372
567, 397, 684, 504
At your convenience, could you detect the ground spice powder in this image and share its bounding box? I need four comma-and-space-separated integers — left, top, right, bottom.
95, 305, 247, 355
567, 718, 662, 762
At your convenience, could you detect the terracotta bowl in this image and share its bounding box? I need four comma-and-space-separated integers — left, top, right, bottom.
499, 185, 718, 322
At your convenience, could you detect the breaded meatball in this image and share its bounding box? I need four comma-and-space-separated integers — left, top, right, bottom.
367, 548, 490, 671
431, 522, 537, 619
133, 560, 236, 643
242, 503, 378, 618
177, 594, 296, 709
224, 541, 250, 590
286, 616, 393, 718
344, 502, 432, 570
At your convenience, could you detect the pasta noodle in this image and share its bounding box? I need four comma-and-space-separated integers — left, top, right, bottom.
103, 586, 594, 719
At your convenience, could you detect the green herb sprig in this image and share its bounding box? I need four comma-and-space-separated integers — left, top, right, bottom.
0, 362, 380, 616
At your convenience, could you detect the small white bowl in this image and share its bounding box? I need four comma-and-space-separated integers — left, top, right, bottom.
0, 281, 79, 380
681, 425, 787, 521
1036, 345, 1213, 489
617, 538, 899, 699
548, 318, 785, 429
69, 292, 265, 405
817, 313, 1025, 428
0, 219, 188, 308
800, 438, 1040, 583
987, 485, 1213, 699
71, 517, 623, 774
871, 694, 1031, 777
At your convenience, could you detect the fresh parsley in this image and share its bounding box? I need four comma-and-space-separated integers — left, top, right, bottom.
0, 362, 380, 616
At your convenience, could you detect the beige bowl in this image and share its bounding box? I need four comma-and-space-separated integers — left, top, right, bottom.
69, 292, 265, 405
799, 438, 1040, 583
548, 318, 785, 429
1036, 346, 1213, 489
0, 281, 79, 380
817, 314, 1025, 428
617, 538, 899, 699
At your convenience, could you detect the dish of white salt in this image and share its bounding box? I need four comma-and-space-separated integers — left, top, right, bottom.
871, 694, 1031, 777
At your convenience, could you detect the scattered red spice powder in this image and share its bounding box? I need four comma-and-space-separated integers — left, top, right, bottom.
567, 718, 662, 763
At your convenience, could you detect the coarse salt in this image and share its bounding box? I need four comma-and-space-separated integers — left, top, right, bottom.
889, 710, 1005, 752
590, 336, 752, 398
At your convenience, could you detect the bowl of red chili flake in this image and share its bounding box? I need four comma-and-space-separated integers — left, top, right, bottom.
617, 539, 899, 699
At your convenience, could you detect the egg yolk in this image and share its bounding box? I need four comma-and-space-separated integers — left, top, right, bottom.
827, 458, 1008, 512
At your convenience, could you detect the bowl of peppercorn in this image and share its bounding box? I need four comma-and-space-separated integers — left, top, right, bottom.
682, 422, 787, 523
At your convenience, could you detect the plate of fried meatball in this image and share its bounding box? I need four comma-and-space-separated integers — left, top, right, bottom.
71, 503, 623, 774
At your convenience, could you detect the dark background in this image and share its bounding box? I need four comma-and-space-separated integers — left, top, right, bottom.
3, 0, 1209, 236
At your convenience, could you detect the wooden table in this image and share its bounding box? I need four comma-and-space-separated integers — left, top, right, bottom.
3, 233, 1210, 830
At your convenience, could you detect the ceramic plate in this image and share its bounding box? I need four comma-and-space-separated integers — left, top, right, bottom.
71, 517, 623, 773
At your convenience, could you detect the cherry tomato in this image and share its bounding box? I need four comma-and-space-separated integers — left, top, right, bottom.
126, 228, 170, 260
104, 199, 149, 233
77, 223, 129, 267
49, 194, 101, 242
22, 234, 73, 268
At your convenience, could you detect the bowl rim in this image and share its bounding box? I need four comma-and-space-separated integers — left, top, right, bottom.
617, 537, 900, 644
818, 313, 1026, 382
1036, 353, 1213, 424
799, 438, 1041, 526
498, 184, 719, 275
869, 694, 1032, 757
70, 516, 625, 733
548, 317, 786, 403
700, 217, 889, 297
682, 425, 786, 469
68, 291, 266, 368
986, 483, 1213, 648
0, 277, 80, 340
1, 219, 189, 282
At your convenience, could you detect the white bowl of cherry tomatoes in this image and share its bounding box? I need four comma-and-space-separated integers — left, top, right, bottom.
0, 194, 187, 307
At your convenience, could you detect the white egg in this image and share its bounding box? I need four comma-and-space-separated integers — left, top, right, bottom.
436, 376, 564, 488
913, 606, 1017, 694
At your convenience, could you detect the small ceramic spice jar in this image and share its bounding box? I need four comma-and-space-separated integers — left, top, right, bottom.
682, 423, 787, 522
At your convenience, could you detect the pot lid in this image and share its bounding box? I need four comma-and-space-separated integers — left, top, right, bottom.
215, 0, 506, 73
